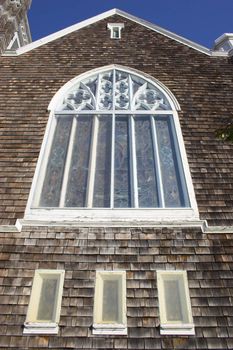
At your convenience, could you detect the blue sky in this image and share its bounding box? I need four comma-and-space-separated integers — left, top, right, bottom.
28, 0, 233, 48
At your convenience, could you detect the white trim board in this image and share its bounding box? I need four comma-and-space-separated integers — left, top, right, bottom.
1, 8, 228, 57
0, 220, 232, 233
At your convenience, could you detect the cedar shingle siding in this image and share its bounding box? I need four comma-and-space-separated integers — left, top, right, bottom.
0, 13, 233, 349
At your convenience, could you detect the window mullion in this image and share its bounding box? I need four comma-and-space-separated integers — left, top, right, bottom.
96, 73, 101, 110
59, 116, 77, 207
151, 116, 165, 207
110, 114, 115, 208
86, 115, 99, 207
129, 116, 139, 208
110, 69, 116, 208
128, 75, 133, 110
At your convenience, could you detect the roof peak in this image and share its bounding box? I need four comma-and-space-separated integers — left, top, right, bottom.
3, 8, 228, 57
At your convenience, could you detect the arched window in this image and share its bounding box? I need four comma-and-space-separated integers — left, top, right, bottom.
27, 66, 198, 222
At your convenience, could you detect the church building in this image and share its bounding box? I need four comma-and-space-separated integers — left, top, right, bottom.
0, 1, 233, 349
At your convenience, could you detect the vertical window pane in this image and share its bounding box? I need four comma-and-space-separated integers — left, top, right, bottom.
37, 278, 58, 321
65, 116, 92, 207
114, 116, 131, 207
102, 279, 119, 323
164, 279, 183, 322
40, 117, 72, 207
155, 116, 186, 207
135, 116, 159, 207
93, 116, 112, 207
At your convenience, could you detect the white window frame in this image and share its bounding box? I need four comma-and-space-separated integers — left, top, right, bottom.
93, 270, 127, 335
157, 270, 195, 335
25, 64, 199, 225
107, 23, 124, 39
23, 269, 65, 335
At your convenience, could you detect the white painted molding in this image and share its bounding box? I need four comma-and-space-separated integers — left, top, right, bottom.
23, 323, 59, 335
1, 8, 228, 57
107, 23, 124, 39
0, 219, 232, 233
92, 326, 127, 335
214, 33, 233, 46
0, 219, 22, 232
11, 218, 209, 228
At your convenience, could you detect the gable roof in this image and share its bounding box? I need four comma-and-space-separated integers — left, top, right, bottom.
3, 8, 228, 57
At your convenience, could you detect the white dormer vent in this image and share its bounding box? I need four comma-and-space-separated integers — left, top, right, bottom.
107, 23, 124, 39
214, 33, 233, 53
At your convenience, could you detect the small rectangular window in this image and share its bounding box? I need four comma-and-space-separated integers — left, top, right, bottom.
157, 271, 194, 335
93, 271, 127, 335
24, 269, 65, 335
107, 23, 124, 39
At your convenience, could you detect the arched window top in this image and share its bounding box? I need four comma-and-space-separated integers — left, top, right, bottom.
27, 66, 199, 224
49, 66, 180, 112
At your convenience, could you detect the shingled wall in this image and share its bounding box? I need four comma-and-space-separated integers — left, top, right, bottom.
0, 15, 233, 226
1, 226, 233, 349
0, 13, 233, 350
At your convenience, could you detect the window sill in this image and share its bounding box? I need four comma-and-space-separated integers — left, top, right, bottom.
92, 324, 127, 335
23, 322, 59, 335
160, 323, 195, 335
25, 207, 199, 226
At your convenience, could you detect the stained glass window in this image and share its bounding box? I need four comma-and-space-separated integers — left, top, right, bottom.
36, 68, 190, 209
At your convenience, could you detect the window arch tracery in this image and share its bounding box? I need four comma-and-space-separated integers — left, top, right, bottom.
28, 66, 198, 222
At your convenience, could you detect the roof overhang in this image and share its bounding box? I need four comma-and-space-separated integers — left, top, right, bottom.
2, 8, 228, 57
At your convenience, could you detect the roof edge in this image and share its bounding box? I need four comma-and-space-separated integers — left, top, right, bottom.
0, 8, 228, 57
116, 9, 211, 55
16, 8, 118, 55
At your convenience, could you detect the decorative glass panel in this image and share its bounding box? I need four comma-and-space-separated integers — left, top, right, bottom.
155, 116, 186, 207
93, 116, 112, 207
98, 72, 113, 110
102, 279, 119, 323
114, 116, 131, 207
40, 116, 72, 207
37, 68, 191, 211
115, 71, 130, 110
37, 278, 58, 321
60, 69, 171, 112
135, 116, 159, 207
65, 116, 92, 207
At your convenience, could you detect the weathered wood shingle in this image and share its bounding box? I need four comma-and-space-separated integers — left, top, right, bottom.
0, 15, 232, 225
0, 226, 233, 349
